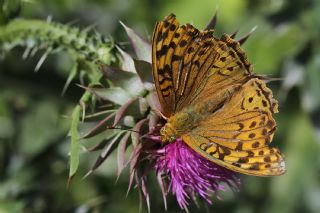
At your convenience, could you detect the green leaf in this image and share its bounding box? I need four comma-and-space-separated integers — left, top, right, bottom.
68, 90, 92, 179
90, 87, 132, 106
80, 112, 115, 139
116, 46, 136, 72
84, 131, 126, 178
102, 66, 145, 97
146, 91, 162, 112
120, 21, 151, 63
134, 59, 154, 91
69, 105, 81, 179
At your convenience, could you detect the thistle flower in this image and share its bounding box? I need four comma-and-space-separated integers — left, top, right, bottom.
154, 138, 239, 210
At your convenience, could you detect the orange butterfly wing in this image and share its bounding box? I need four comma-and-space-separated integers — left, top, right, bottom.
152, 14, 252, 117
182, 79, 285, 176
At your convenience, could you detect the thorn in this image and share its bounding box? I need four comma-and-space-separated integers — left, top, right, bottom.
61, 62, 78, 96
66, 175, 73, 189
126, 172, 135, 197
119, 21, 127, 30
205, 10, 218, 30
35, 48, 51, 72
30, 46, 39, 57
115, 173, 121, 184
238, 26, 257, 45
82, 170, 93, 180
75, 83, 87, 90
230, 29, 239, 39
22, 46, 32, 59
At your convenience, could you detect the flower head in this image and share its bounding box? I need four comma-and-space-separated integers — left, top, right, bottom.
154, 138, 240, 210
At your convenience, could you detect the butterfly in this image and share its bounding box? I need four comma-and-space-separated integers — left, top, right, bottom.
151, 14, 285, 176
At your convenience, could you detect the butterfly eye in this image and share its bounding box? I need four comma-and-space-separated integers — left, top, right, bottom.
160, 128, 166, 135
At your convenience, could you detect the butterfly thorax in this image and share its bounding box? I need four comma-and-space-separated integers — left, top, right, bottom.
160, 108, 201, 143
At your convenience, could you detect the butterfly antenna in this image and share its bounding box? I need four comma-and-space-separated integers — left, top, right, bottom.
106, 126, 141, 134
254, 74, 284, 82
109, 126, 164, 143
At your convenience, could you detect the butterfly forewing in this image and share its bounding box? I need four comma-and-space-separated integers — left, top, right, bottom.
152, 14, 254, 116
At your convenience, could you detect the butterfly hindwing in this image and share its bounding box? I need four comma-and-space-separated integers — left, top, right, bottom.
182, 79, 285, 176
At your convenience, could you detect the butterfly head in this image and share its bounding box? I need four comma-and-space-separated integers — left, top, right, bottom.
160, 123, 177, 143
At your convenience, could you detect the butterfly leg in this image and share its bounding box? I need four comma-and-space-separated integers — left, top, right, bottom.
152, 108, 169, 121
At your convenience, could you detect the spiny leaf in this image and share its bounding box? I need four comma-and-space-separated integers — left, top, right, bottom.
89, 87, 132, 106
83, 109, 116, 121
117, 132, 131, 178
84, 131, 125, 178
134, 59, 154, 91
148, 113, 160, 133
86, 130, 120, 152
138, 97, 149, 116
127, 142, 142, 196
81, 112, 116, 139
101, 65, 145, 97
120, 21, 151, 63
116, 46, 136, 72
0, 19, 114, 64
68, 105, 81, 180
68, 90, 92, 181
125, 118, 148, 195
157, 173, 168, 210
131, 118, 148, 146
113, 98, 138, 127
146, 91, 162, 113
140, 176, 150, 213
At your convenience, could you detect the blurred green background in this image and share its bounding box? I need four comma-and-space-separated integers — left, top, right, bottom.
1, 0, 320, 212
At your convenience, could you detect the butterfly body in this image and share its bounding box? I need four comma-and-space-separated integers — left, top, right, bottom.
160, 87, 238, 142
160, 106, 200, 142
152, 14, 286, 176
